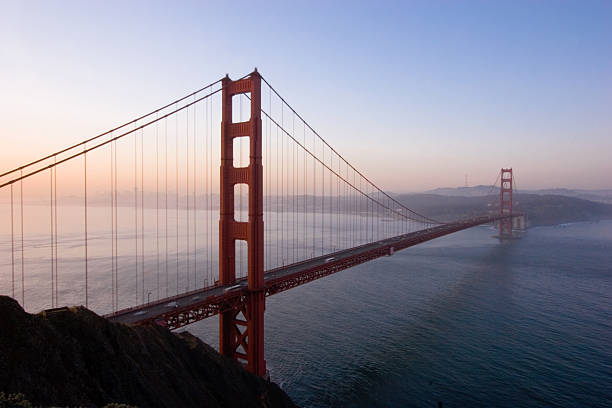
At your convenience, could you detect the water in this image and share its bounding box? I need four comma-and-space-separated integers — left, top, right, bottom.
1, 205, 610, 407
186, 221, 612, 407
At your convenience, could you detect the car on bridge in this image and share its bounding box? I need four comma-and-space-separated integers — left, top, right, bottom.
224, 282, 247, 293
133, 310, 148, 316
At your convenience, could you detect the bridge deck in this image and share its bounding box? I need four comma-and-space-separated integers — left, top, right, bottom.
107, 214, 513, 329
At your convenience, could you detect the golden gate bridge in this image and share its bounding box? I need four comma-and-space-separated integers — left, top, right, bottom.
0, 70, 521, 377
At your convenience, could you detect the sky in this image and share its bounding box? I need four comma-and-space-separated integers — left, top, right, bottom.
1, 0, 611, 191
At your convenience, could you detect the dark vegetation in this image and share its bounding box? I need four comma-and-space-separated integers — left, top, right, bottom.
0, 296, 297, 408
0, 392, 136, 408
395, 193, 612, 226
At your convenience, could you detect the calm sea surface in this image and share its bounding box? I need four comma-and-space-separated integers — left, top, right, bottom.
187, 221, 612, 407
1, 206, 610, 407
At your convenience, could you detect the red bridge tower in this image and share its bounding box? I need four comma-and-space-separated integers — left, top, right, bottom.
499, 168, 513, 238
219, 70, 266, 376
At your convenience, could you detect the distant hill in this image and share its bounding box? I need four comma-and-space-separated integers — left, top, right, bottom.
424, 186, 612, 204
395, 193, 612, 226
424, 185, 495, 197
528, 188, 612, 204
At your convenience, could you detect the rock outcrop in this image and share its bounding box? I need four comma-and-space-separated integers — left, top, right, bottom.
0, 296, 297, 408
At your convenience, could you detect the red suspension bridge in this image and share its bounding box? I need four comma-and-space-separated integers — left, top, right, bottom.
0, 70, 522, 377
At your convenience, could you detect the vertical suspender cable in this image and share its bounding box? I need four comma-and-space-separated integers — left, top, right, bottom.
348, 164, 351, 247
193, 95, 197, 287
357, 177, 360, 244
175, 103, 179, 294
206, 93, 210, 283
283, 103, 287, 264
359, 178, 362, 244
366, 182, 369, 242
378, 190, 381, 240
269, 90, 273, 263
204, 93, 208, 285
302, 124, 308, 256
351, 169, 354, 247
370, 183, 373, 242
286, 106, 289, 262
263, 92, 266, 269
291, 114, 298, 263
364, 181, 367, 242
209, 91, 213, 284
134, 127, 138, 304
285, 105, 289, 262
375, 191, 378, 241
312, 131, 315, 256
344, 164, 348, 248
264, 88, 273, 268
84, 146, 88, 308
343, 167, 347, 245
20, 171, 24, 306
329, 148, 332, 250
321, 144, 324, 253
11, 184, 15, 299
141, 128, 144, 303
114, 140, 118, 310
165, 117, 169, 296
357, 179, 360, 242
156, 116, 159, 300
294, 119, 298, 262
54, 156, 58, 304
364, 179, 367, 243
276, 101, 279, 267
281, 102, 284, 265
186, 107, 190, 290
203, 92, 207, 284
303, 122, 306, 259
50, 168, 54, 307
209, 91, 213, 283
353, 171, 356, 246
349, 171, 352, 246
110, 143, 115, 312
335, 157, 340, 250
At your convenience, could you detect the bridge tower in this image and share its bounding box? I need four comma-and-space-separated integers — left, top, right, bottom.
499, 168, 513, 238
219, 70, 266, 376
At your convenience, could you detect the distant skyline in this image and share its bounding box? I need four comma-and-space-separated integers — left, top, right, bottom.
1, 0, 611, 191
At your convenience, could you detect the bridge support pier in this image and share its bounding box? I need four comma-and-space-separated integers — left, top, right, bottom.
513, 215, 526, 230
219, 70, 266, 376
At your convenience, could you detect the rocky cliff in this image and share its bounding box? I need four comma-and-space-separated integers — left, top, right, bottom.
0, 296, 297, 408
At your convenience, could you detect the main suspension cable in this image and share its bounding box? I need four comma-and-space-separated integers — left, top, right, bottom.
259, 75, 443, 225
1, 86, 224, 189
0, 78, 224, 180
259, 105, 436, 225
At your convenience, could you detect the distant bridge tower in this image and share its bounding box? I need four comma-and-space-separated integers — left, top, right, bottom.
499, 168, 513, 238
219, 70, 266, 376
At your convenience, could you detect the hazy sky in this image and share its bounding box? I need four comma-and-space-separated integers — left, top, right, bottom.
1, 0, 611, 191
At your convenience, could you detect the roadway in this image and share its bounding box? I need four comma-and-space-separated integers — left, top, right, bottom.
107, 214, 513, 327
